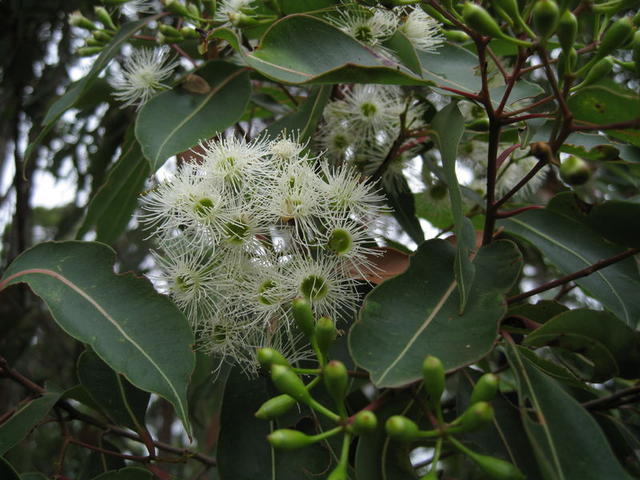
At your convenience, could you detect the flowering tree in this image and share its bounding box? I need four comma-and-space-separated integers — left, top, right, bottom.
1, 0, 640, 478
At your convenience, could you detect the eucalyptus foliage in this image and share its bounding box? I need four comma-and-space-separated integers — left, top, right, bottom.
1, 0, 640, 479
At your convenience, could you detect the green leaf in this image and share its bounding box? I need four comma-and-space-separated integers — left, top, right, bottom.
384, 31, 422, 75
0, 457, 19, 480
568, 82, 640, 147
135, 61, 251, 171
507, 300, 569, 324
505, 344, 634, 480
77, 349, 150, 431
77, 134, 149, 244
90, 467, 153, 480
217, 367, 331, 480
523, 309, 640, 381
431, 102, 476, 312
263, 85, 331, 140
242, 15, 426, 85
0, 392, 61, 455
383, 178, 425, 246
587, 200, 640, 248
0, 241, 195, 436
500, 195, 640, 326
349, 239, 522, 388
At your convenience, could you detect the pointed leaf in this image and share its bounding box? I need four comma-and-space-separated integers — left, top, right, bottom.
0, 392, 62, 455
349, 239, 522, 388
0, 241, 195, 436
431, 102, 475, 312
383, 178, 425, 246
77, 349, 150, 431
135, 61, 251, 171
505, 344, 633, 480
587, 200, 640, 248
263, 85, 331, 140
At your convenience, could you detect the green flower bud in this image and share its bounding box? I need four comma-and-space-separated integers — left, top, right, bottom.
444, 30, 471, 43
351, 411, 378, 435
455, 401, 495, 432
560, 156, 591, 185
327, 464, 348, 480
267, 429, 315, 450
385, 415, 420, 441
315, 317, 337, 356
271, 364, 313, 404
162, 0, 191, 16
470, 373, 499, 405
156, 33, 182, 44
532, 0, 560, 39
594, 17, 634, 62
468, 452, 525, 479
94, 7, 116, 30
187, 3, 200, 18
180, 27, 200, 39
462, 3, 505, 38
257, 348, 290, 369
557, 10, 577, 52
255, 394, 297, 420
86, 38, 104, 47
93, 30, 113, 42
493, 0, 521, 22
292, 297, 315, 340
422, 355, 445, 407
69, 11, 97, 31
571, 56, 614, 92
467, 117, 490, 131
159, 24, 183, 37
324, 360, 349, 406
557, 47, 577, 78
77, 46, 103, 56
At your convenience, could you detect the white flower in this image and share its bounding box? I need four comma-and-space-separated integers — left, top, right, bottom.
214, 0, 255, 24
324, 84, 404, 139
110, 47, 178, 110
121, 0, 157, 17
331, 7, 398, 48
397, 8, 444, 53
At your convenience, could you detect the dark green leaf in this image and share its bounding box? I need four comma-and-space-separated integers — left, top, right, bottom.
135, 61, 251, 171
90, 467, 153, 480
77, 135, 149, 244
217, 367, 331, 480
500, 196, 640, 326
263, 85, 331, 140
523, 309, 640, 381
507, 300, 569, 324
505, 344, 633, 480
0, 458, 19, 480
0, 242, 195, 436
432, 102, 475, 312
349, 239, 522, 388
77, 349, 150, 430
0, 392, 61, 455
383, 177, 425, 246
587, 200, 640, 248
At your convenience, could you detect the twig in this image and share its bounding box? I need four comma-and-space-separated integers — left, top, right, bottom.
570, 118, 640, 132
507, 248, 640, 304
495, 205, 543, 218
583, 385, 640, 411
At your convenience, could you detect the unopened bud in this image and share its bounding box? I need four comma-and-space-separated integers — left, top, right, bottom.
455, 401, 494, 432
532, 0, 560, 39
70, 11, 97, 31
557, 10, 577, 52
560, 156, 591, 185
422, 355, 445, 408
594, 17, 633, 62
470, 373, 499, 405
268, 429, 315, 450
94, 7, 116, 30
385, 415, 420, 441
315, 317, 336, 355
468, 451, 525, 479
292, 297, 315, 340
257, 348, 290, 369
351, 411, 378, 435
255, 394, 297, 420
271, 364, 313, 404
324, 360, 349, 406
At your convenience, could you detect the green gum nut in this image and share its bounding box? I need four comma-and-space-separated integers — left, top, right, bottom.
444, 30, 471, 42
422, 355, 445, 407
267, 429, 315, 450
595, 17, 634, 61
257, 348, 290, 369
315, 317, 337, 355
255, 394, 297, 420
470, 373, 500, 405
557, 9, 577, 52
456, 401, 494, 432
352, 411, 378, 435
468, 452, 526, 479
462, 3, 506, 38
532, 0, 560, 39
292, 297, 315, 340
560, 156, 591, 185
385, 415, 420, 441
324, 360, 349, 406
572, 56, 614, 91
271, 364, 313, 404
94, 7, 116, 30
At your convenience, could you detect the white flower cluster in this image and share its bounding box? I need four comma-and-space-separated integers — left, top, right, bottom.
143, 134, 385, 373
319, 84, 425, 191
330, 5, 444, 55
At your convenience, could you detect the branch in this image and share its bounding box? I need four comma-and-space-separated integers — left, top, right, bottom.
507, 248, 640, 304
583, 385, 640, 411
570, 118, 640, 132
